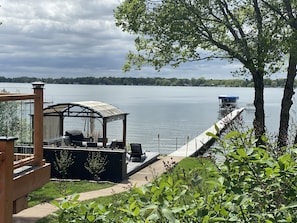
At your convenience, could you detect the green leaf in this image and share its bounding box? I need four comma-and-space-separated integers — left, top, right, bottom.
206, 131, 219, 139
61, 200, 70, 209
280, 201, 297, 210
162, 208, 177, 222
51, 200, 60, 208
87, 215, 95, 222
71, 193, 80, 201
237, 148, 247, 158
214, 124, 220, 133
130, 200, 137, 211
133, 186, 145, 195
133, 206, 140, 216
224, 131, 240, 140
146, 213, 159, 221
210, 217, 227, 222
265, 167, 274, 177
246, 147, 254, 155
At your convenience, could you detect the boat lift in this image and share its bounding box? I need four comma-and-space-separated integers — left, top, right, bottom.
218, 95, 239, 109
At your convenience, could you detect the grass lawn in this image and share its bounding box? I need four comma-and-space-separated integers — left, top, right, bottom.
174, 156, 213, 170
28, 180, 113, 207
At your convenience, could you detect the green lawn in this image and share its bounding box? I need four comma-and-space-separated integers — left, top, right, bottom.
28, 180, 113, 207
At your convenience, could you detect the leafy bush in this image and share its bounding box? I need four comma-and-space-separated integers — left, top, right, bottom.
53, 150, 75, 196
53, 128, 297, 222
84, 152, 108, 181
54, 150, 74, 179
210, 129, 297, 222
52, 194, 110, 223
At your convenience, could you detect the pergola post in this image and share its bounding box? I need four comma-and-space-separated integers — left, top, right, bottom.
103, 118, 107, 147
32, 82, 44, 165
59, 114, 64, 136
0, 137, 17, 223
123, 115, 127, 147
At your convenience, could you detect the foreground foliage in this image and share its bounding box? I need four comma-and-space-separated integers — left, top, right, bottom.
53, 128, 297, 222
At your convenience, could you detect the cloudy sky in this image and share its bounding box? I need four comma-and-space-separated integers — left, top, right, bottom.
0, 0, 245, 79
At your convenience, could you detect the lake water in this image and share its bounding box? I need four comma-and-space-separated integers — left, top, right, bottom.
1, 83, 289, 154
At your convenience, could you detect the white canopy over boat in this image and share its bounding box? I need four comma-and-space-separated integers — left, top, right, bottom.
218, 95, 239, 109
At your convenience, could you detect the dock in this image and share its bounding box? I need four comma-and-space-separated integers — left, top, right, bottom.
127, 152, 160, 176
127, 107, 244, 177
128, 107, 245, 182
169, 107, 244, 157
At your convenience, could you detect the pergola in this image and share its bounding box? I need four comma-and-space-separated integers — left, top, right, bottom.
43, 101, 129, 147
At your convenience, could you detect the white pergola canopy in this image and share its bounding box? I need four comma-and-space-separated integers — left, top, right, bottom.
43, 101, 128, 147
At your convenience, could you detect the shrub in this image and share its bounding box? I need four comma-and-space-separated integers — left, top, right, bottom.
53, 128, 297, 222
84, 152, 108, 181
53, 150, 75, 196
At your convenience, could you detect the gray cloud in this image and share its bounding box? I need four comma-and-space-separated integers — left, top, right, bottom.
0, 0, 239, 79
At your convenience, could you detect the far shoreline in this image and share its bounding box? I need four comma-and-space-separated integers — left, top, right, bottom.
0, 76, 288, 88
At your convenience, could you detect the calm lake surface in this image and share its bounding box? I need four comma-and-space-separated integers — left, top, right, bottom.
1, 83, 289, 154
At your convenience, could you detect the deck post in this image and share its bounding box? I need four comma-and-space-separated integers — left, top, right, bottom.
0, 137, 18, 223
32, 82, 44, 166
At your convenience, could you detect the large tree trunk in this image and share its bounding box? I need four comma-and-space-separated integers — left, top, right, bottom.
279, 0, 297, 146
278, 51, 297, 147
253, 72, 265, 142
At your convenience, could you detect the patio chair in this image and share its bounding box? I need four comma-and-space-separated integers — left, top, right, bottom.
129, 143, 145, 161
110, 140, 125, 149
65, 130, 84, 146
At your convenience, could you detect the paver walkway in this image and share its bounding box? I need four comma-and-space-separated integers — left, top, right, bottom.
13, 155, 183, 223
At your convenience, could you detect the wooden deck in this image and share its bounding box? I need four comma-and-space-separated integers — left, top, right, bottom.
13, 163, 50, 213
127, 152, 160, 176
169, 108, 244, 157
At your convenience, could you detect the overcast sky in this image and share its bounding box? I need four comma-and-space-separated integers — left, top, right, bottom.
0, 0, 250, 79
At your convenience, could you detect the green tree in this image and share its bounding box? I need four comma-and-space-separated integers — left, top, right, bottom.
0, 101, 20, 137
114, 0, 285, 141
0, 90, 31, 143
262, 0, 297, 147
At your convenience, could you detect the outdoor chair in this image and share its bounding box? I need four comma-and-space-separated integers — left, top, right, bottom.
65, 130, 84, 146
129, 143, 146, 161
110, 140, 125, 149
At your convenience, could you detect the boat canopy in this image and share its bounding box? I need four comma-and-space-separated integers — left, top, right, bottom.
43, 101, 129, 147
218, 95, 239, 102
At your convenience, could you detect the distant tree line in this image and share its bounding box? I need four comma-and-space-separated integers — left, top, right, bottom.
0, 75, 290, 88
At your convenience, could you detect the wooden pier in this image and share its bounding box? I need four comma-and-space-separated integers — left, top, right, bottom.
169, 108, 244, 157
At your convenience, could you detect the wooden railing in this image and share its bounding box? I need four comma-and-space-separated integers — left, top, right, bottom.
0, 137, 16, 223
13, 156, 38, 169
0, 82, 51, 223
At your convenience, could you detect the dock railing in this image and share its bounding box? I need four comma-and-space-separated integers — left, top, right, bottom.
169, 108, 245, 157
